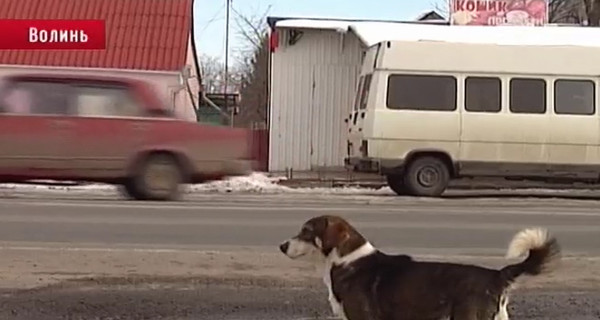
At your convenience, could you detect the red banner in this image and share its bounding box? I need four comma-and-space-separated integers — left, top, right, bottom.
450, 0, 548, 26
0, 19, 106, 50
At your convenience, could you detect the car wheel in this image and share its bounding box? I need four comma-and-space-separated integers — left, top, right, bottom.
134, 154, 183, 201
386, 174, 407, 196
403, 156, 450, 197
121, 179, 146, 200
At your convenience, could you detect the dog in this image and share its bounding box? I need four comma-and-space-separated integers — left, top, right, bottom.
279, 215, 560, 320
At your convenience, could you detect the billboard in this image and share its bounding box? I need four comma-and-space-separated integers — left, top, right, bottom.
450, 0, 548, 26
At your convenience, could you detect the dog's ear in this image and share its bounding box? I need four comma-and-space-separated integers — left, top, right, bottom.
321, 219, 350, 255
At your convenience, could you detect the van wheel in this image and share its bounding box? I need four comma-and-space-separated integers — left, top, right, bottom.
133, 154, 183, 201
386, 174, 407, 196
403, 156, 449, 197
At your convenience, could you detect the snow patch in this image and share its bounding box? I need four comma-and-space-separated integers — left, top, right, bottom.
188, 172, 393, 195
0, 173, 394, 196
0, 182, 115, 193
188, 172, 292, 193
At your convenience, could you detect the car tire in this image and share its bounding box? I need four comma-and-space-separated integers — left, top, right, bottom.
386, 174, 407, 196
402, 156, 450, 197
121, 179, 146, 200
133, 153, 184, 201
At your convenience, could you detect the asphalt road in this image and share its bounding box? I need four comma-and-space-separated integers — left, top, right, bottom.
0, 193, 599, 255
0, 192, 600, 319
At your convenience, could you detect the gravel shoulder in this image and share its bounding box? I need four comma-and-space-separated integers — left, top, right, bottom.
1, 247, 599, 319
1, 246, 600, 290
2, 276, 600, 320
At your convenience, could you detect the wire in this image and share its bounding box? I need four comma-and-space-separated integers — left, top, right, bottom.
196, 2, 227, 37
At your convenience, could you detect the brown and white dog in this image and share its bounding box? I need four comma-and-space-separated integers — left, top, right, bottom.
279, 215, 561, 320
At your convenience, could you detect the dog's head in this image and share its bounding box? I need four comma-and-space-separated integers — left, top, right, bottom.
279, 215, 366, 260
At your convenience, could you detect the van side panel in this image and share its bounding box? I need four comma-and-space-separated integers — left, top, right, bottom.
459, 112, 551, 175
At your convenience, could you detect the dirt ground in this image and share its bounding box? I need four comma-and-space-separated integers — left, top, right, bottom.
2, 276, 600, 320
1, 247, 600, 319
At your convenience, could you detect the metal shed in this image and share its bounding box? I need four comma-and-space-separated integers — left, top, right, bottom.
266, 17, 446, 173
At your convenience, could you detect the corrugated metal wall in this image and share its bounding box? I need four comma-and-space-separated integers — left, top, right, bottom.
269, 29, 364, 171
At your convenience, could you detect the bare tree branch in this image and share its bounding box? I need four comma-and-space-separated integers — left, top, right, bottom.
584, 0, 600, 25
225, 4, 271, 128
232, 5, 269, 49
199, 54, 243, 93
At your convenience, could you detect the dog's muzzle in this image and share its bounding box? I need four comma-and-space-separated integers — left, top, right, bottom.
279, 241, 290, 254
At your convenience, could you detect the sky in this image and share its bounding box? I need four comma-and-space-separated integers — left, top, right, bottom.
194, 0, 445, 63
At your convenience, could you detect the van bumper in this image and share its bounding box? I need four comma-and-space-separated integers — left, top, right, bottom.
344, 157, 404, 174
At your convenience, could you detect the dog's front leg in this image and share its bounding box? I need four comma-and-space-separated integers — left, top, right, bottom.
328, 291, 343, 316
324, 274, 344, 318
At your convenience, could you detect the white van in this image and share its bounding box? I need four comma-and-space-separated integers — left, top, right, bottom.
345, 39, 600, 197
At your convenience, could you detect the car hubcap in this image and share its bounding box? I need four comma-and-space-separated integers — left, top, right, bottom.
417, 166, 439, 188
144, 161, 178, 194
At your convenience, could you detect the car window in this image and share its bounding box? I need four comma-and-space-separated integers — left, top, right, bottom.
0, 81, 71, 115
74, 86, 142, 118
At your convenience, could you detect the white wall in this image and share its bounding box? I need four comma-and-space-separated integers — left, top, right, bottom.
180, 35, 201, 119
269, 28, 364, 171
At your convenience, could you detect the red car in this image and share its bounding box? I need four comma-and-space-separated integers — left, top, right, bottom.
0, 74, 256, 200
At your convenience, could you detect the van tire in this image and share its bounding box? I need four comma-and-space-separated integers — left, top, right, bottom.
403, 156, 449, 197
386, 174, 407, 196
133, 153, 184, 201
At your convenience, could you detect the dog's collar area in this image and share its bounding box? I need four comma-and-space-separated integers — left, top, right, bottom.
331, 242, 377, 266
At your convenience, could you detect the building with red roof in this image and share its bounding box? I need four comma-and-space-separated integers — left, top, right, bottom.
0, 0, 200, 121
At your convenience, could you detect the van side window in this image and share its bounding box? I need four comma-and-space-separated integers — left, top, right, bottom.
386, 74, 456, 111
554, 79, 595, 115
359, 74, 372, 110
465, 77, 501, 113
509, 78, 546, 114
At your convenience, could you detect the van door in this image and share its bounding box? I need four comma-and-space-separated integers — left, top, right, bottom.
547, 78, 599, 179
459, 76, 550, 177
347, 45, 379, 160
381, 73, 461, 161
347, 74, 371, 159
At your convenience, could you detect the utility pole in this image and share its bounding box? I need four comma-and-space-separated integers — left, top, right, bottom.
224, 0, 232, 126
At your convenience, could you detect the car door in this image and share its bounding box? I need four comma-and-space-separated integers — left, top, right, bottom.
0, 80, 75, 178
69, 83, 149, 179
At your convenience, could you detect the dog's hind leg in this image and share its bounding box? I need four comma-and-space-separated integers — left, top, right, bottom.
493, 294, 510, 320
450, 306, 480, 320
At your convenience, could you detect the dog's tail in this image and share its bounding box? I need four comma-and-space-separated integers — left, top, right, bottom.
499, 228, 561, 285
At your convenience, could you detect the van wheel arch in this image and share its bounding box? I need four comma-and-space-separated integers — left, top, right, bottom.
397, 151, 455, 197
403, 151, 456, 178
